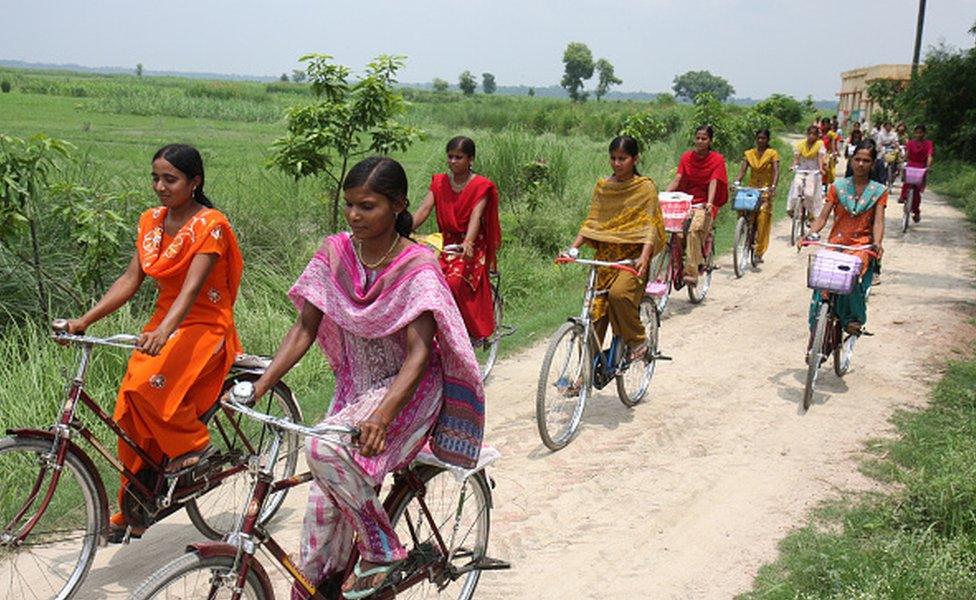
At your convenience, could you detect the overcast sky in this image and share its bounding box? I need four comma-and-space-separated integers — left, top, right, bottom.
2, 0, 973, 98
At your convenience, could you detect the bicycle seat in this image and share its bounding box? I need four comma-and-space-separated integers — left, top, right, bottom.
410, 445, 501, 483
233, 353, 272, 369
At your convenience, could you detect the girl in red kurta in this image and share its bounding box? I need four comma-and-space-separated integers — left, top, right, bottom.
413, 136, 502, 340
899, 125, 935, 221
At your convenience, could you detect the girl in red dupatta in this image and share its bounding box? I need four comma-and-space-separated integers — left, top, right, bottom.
66, 144, 243, 541
413, 136, 501, 341
247, 157, 485, 599
665, 125, 728, 284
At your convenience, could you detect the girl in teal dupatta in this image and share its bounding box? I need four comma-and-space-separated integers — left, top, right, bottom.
805, 141, 887, 334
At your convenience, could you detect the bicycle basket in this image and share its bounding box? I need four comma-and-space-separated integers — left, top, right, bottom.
659, 192, 692, 232
732, 188, 762, 212
883, 150, 899, 164
807, 251, 862, 294
904, 166, 926, 186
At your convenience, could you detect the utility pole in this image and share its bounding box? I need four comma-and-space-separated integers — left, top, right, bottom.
911, 0, 927, 77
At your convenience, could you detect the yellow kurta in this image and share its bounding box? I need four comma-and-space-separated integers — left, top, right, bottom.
744, 148, 780, 257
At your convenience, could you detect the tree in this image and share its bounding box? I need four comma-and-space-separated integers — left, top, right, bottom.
560, 42, 594, 102
754, 93, 805, 127
432, 78, 449, 93
270, 54, 424, 229
528, 87, 535, 97
482, 72, 497, 95
279, 73, 289, 82
458, 70, 477, 96
291, 69, 307, 83
866, 79, 905, 119
135, 63, 143, 77
672, 70, 735, 102
594, 58, 622, 101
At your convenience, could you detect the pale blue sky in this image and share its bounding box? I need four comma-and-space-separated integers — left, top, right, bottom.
1, 0, 973, 98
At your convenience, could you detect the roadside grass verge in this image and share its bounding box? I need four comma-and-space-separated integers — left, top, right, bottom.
742, 161, 976, 599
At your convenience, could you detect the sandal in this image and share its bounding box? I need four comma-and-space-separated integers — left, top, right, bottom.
342, 560, 400, 599
165, 445, 215, 475
559, 378, 582, 398
628, 342, 649, 362
682, 275, 698, 286
844, 321, 863, 336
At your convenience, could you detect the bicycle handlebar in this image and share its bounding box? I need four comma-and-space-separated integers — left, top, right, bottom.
555, 256, 639, 275
51, 319, 140, 349
226, 381, 360, 441
441, 244, 464, 256
793, 169, 820, 175
731, 184, 770, 192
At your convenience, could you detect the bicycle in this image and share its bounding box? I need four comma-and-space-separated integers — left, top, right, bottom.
416, 235, 516, 383
901, 166, 927, 233
536, 256, 665, 451
799, 240, 878, 411
0, 320, 301, 600
648, 193, 716, 314
730, 184, 770, 278
133, 381, 508, 599
882, 145, 902, 194
789, 169, 820, 246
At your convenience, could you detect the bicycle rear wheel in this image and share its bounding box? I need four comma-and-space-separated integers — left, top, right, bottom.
0, 436, 104, 600
185, 375, 301, 540
536, 321, 589, 451
616, 298, 659, 407
803, 302, 829, 411
902, 187, 912, 233
386, 466, 491, 600
131, 552, 270, 599
733, 215, 749, 278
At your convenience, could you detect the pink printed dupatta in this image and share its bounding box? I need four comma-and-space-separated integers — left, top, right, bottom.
288, 233, 485, 468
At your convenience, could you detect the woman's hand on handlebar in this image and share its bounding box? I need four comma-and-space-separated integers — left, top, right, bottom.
138, 327, 172, 356
874, 243, 884, 259
635, 255, 650, 278
357, 414, 389, 457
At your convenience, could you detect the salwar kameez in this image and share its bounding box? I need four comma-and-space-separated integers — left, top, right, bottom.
742, 148, 780, 258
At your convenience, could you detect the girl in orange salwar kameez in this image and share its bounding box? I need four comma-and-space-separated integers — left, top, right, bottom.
67, 144, 243, 540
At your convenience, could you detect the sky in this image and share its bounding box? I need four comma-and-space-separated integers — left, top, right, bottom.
1, 0, 973, 99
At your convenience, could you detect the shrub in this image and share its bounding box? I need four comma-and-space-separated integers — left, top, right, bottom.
0, 80, 10, 93
754, 94, 805, 127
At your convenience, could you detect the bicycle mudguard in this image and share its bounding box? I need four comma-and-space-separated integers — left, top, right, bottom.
187, 542, 275, 595
6, 428, 111, 543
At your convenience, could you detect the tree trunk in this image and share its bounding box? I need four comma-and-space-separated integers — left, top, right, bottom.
331, 155, 349, 231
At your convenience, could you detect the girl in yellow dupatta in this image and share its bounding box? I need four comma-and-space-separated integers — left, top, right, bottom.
734, 128, 780, 261
565, 136, 665, 363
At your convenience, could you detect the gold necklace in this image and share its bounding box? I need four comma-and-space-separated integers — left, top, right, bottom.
355, 234, 401, 270
450, 171, 473, 193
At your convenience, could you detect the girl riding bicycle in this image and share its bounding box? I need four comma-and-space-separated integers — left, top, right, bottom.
412, 136, 502, 342
64, 144, 244, 541
565, 136, 665, 364
244, 156, 485, 599
665, 125, 728, 285
734, 128, 780, 262
805, 140, 887, 335
899, 124, 935, 222
789, 125, 827, 220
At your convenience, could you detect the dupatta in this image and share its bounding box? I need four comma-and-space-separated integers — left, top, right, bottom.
432, 174, 502, 271
833, 177, 886, 216
578, 175, 665, 254
677, 150, 729, 209
796, 139, 824, 159
288, 233, 485, 468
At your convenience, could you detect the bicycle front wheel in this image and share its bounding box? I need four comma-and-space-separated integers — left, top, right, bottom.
536, 321, 589, 451
475, 288, 503, 383
687, 239, 714, 304
803, 302, 829, 411
902, 188, 912, 233
0, 435, 105, 600
386, 466, 491, 600
185, 375, 302, 540
132, 552, 270, 600
733, 215, 748, 278
616, 298, 659, 407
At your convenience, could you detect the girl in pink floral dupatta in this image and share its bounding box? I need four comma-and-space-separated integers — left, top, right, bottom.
246, 157, 485, 599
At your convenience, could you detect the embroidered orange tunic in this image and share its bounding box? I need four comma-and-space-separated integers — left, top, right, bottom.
114, 207, 243, 498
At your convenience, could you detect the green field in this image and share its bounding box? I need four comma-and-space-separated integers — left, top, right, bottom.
0, 67, 799, 437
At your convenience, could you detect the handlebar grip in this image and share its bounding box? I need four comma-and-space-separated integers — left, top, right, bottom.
554, 256, 575, 264
230, 381, 255, 405
52, 319, 69, 333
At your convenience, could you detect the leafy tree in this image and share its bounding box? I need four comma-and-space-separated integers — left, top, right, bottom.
270, 54, 424, 229
672, 70, 735, 102
291, 69, 307, 83
654, 92, 677, 106
560, 42, 594, 102
482, 72, 497, 95
135, 63, 143, 77
458, 70, 477, 96
279, 73, 289, 82
432, 78, 449, 93
754, 93, 805, 127
528, 87, 535, 97
0, 80, 10, 93
594, 58, 622, 101
866, 80, 905, 120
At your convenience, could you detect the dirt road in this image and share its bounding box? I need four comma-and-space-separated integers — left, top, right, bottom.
82, 188, 974, 599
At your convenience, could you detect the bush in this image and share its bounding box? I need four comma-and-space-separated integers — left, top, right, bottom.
619, 109, 684, 150
754, 94, 805, 128
0, 80, 10, 93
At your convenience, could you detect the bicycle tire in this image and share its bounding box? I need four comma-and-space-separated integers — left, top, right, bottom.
803, 302, 829, 411
833, 332, 858, 377
616, 297, 659, 407
749, 217, 760, 268
790, 202, 802, 246
687, 234, 714, 304
649, 250, 671, 317
185, 375, 302, 540
902, 187, 912, 233
131, 552, 270, 599
386, 465, 491, 600
733, 215, 748, 278
476, 287, 503, 383
0, 436, 105, 600
535, 321, 589, 451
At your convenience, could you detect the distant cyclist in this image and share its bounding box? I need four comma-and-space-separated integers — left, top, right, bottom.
899, 124, 935, 223
734, 128, 780, 263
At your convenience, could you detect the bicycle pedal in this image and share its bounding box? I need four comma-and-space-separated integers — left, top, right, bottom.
652, 353, 673, 361
474, 556, 511, 571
